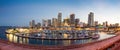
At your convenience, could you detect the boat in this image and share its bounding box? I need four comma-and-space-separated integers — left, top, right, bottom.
92, 34, 100, 39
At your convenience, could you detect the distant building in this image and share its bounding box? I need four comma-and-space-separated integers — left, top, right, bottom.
75, 18, 80, 27
29, 20, 35, 28
29, 21, 32, 28
58, 13, 62, 28
79, 22, 83, 27
88, 12, 94, 27
63, 17, 70, 26
52, 18, 58, 27
83, 23, 87, 27
70, 14, 75, 26
103, 22, 106, 27
42, 19, 47, 27
115, 23, 119, 27
36, 23, 41, 28
95, 21, 98, 26
105, 21, 108, 27
47, 19, 51, 27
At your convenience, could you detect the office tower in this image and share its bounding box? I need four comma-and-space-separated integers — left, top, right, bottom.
52, 18, 58, 27
36, 23, 41, 28
29, 21, 32, 28
47, 19, 51, 27
75, 18, 80, 27
105, 21, 108, 27
83, 23, 87, 27
63, 17, 70, 26
42, 19, 47, 27
88, 12, 94, 27
115, 23, 119, 27
58, 13, 62, 27
103, 22, 106, 27
70, 14, 75, 26
95, 21, 98, 26
29, 20, 35, 28
32, 20, 35, 27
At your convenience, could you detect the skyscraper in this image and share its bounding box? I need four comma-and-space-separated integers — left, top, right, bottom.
58, 13, 62, 27
52, 18, 58, 27
29, 20, 35, 28
36, 23, 41, 28
95, 21, 98, 26
42, 19, 47, 27
47, 19, 51, 27
63, 17, 70, 26
75, 18, 80, 27
70, 14, 75, 26
88, 12, 94, 27
105, 21, 108, 27
29, 21, 32, 28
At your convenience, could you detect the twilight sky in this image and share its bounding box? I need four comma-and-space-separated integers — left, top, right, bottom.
0, 0, 120, 26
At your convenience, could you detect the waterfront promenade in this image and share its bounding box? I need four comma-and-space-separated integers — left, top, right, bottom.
0, 32, 120, 50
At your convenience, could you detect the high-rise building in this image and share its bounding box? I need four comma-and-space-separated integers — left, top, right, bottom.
52, 18, 58, 27
105, 21, 108, 27
29, 20, 36, 28
47, 19, 51, 27
29, 21, 32, 28
75, 18, 80, 27
88, 12, 94, 27
36, 23, 41, 28
115, 23, 119, 27
63, 17, 70, 26
58, 13, 62, 27
95, 21, 98, 26
70, 14, 75, 26
103, 22, 106, 27
42, 19, 47, 27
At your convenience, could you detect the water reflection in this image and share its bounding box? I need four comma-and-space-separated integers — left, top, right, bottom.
6, 32, 115, 46
6, 34, 29, 44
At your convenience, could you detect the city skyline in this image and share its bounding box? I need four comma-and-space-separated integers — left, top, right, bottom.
0, 0, 120, 26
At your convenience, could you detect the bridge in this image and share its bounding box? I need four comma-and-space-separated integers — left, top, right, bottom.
0, 32, 120, 50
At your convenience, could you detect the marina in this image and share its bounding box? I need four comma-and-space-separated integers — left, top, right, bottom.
6, 29, 115, 46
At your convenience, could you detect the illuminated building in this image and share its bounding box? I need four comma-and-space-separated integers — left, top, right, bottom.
115, 23, 119, 27
103, 22, 106, 27
36, 23, 41, 28
70, 14, 75, 26
102, 21, 109, 27
95, 21, 98, 26
29, 21, 32, 28
75, 18, 80, 27
29, 20, 35, 28
105, 21, 108, 27
63, 17, 70, 26
58, 13, 62, 28
88, 12, 94, 27
47, 19, 51, 27
52, 18, 58, 27
42, 19, 47, 27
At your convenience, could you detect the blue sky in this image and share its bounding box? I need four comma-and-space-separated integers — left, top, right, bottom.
0, 0, 120, 26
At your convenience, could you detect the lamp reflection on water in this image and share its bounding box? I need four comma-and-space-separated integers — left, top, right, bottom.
6, 32, 116, 46
6, 34, 29, 44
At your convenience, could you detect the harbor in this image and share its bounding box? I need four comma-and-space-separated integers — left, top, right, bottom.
6, 29, 115, 46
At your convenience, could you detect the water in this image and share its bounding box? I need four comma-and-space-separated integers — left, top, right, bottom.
0, 26, 116, 46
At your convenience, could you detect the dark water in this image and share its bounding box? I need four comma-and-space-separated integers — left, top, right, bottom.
0, 26, 115, 46
0, 26, 11, 40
